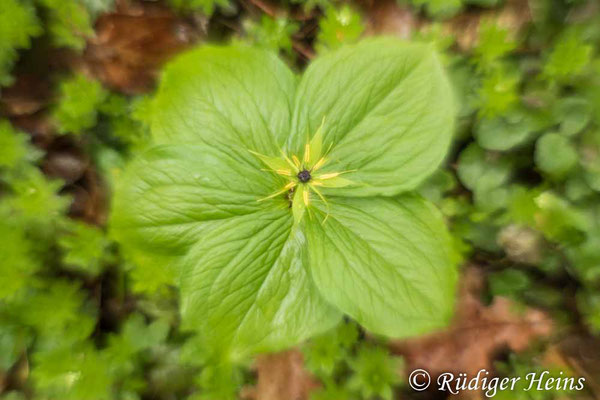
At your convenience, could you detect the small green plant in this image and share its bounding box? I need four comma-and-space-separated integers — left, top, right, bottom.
53, 74, 108, 135
243, 15, 299, 55
167, 0, 231, 15
316, 5, 364, 52
0, 0, 42, 86
111, 39, 457, 360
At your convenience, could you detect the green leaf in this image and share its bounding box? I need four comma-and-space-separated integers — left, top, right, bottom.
555, 97, 592, 137
417, 169, 456, 204
535, 133, 578, 179
32, 343, 113, 400
489, 269, 531, 298
166, 0, 230, 15
412, 0, 462, 19
474, 20, 517, 69
106, 313, 169, 363
290, 38, 455, 197
111, 144, 339, 356
477, 66, 519, 118
580, 129, 600, 192
15, 280, 96, 345
53, 74, 108, 134
0, 120, 42, 171
457, 143, 513, 191
37, 0, 95, 51
310, 385, 354, 400
316, 5, 364, 52
113, 41, 458, 357
578, 290, 600, 334
0, 322, 31, 371
4, 168, 69, 229
543, 32, 592, 82
303, 321, 358, 379
58, 220, 109, 276
0, 0, 42, 86
475, 110, 538, 151
347, 345, 402, 400
180, 212, 340, 359
0, 222, 40, 300
534, 192, 587, 245
304, 195, 457, 338
151, 44, 296, 154
111, 143, 280, 280
243, 15, 299, 55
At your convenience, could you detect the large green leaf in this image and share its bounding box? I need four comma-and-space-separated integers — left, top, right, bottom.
110, 142, 281, 288
180, 211, 340, 359
151, 44, 296, 154
110, 143, 338, 355
112, 41, 458, 356
111, 143, 279, 256
289, 38, 455, 197
304, 194, 457, 338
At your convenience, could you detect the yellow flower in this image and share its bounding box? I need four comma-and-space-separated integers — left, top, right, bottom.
250, 119, 354, 223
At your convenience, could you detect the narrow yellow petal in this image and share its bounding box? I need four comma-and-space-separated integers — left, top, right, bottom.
249, 150, 291, 173
309, 184, 331, 224
308, 117, 325, 166
280, 150, 300, 173
292, 185, 305, 224
257, 181, 296, 202
309, 184, 327, 205
314, 176, 354, 188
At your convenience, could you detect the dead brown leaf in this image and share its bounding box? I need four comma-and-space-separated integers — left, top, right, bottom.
84, 0, 202, 94
364, 0, 420, 39
241, 349, 319, 400
558, 334, 600, 398
0, 73, 50, 117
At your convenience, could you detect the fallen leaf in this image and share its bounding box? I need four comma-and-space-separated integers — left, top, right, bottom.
84, 0, 202, 94
0, 73, 50, 117
364, 0, 420, 39
558, 334, 600, 398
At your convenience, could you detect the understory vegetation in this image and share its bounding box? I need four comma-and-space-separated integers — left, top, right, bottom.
1, 0, 599, 399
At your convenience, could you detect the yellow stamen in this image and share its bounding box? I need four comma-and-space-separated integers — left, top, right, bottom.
275, 169, 292, 176
312, 157, 327, 172
303, 188, 309, 206
315, 169, 357, 180
304, 143, 310, 164
280, 151, 300, 173
292, 155, 301, 169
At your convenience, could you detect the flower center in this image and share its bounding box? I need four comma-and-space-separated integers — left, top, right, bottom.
297, 169, 311, 183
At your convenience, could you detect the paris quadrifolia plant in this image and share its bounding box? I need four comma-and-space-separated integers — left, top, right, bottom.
111, 38, 458, 361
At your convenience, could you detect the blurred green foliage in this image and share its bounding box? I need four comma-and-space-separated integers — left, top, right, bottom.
1, 0, 600, 398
